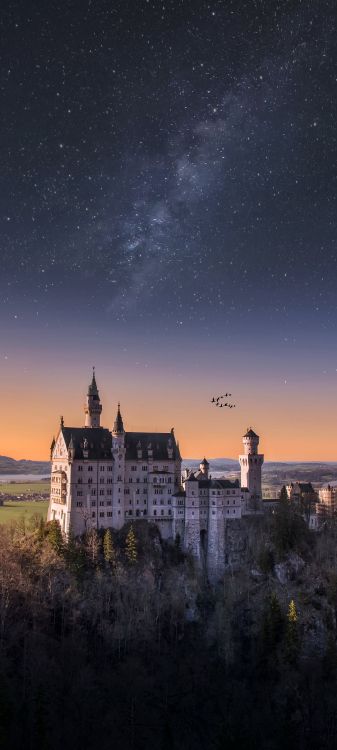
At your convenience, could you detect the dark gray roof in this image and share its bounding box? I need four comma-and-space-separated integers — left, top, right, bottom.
198, 478, 240, 490
200, 457, 209, 466
186, 472, 198, 482
113, 404, 124, 434
61, 427, 112, 460
243, 428, 259, 438
124, 432, 180, 461
172, 490, 186, 498
297, 482, 315, 493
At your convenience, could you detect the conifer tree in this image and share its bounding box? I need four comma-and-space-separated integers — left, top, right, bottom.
103, 528, 116, 566
285, 599, 299, 663
46, 520, 63, 554
125, 525, 138, 564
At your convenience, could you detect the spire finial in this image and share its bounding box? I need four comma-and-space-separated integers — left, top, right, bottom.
60, 415, 64, 428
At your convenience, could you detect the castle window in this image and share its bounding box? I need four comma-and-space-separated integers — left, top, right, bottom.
168, 477, 172, 483
168, 509, 171, 515
117, 475, 122, 481
107, 478, 113, 484
99, 512, 104, 518
99, 490, 104, 496
100, 478, 104, 484
161, 510, 164, 516
91, 489, 96, 496
100, 466, 104, 471
107, 511, 112, 517
212, 501, 215, 506
76, 501, 83, 507
107, 489, 112, 496
91, 501, 95, 507
142, 466, 147, 471
153, 499, 157, 505
168, 499, 171, 505
77, 491, 83, 497
129, 478, 132, 483
88, 466, 93, 472
144, 477, 147, 483
78, 465, 83, 471
143, 489, 147, 494
92, 511, 95, 517
131, 466, 137, 471
88, 478, 92, 485
118, 488, 120, 493
143, 509, 147, 515
136, 509, 140, 517
192, 501, 194, 506
212, 511, 215, 515
129, 510, 132, 516
129, 500, 132, 505
136, 489, 140, 495
153, 510, 157, 516
107, 466, 112, 472
99, 501, 105, 506
78, 478, 82, 484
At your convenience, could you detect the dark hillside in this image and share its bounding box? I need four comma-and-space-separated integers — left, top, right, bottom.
0, 513, 337, 749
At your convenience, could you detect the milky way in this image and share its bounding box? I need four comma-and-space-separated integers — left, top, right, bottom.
1, 0, 337, 338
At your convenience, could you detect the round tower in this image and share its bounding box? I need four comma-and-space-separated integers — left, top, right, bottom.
84, 368, 102, 428
239, 427, 264, 505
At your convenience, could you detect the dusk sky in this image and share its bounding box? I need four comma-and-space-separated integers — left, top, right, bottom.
1, 0, 337, 461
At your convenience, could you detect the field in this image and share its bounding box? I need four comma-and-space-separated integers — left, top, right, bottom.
0, 500, 49, 525
0, 481, 50, 495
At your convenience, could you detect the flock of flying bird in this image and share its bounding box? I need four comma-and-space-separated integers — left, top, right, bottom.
211, 393, 236, 409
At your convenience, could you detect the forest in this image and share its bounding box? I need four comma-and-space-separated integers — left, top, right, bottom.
1, 500, 337, 750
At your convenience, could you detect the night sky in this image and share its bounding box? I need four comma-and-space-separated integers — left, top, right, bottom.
1, 0, 337, 460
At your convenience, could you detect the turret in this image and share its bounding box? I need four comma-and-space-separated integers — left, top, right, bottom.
239, 427, 264, 508
84, 368, 102, 428
112, 402, 124, 436
242, 428, 259, 455
199, 457, 209, 478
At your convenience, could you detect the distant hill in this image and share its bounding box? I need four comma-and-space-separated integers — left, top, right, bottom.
0, 455, 51, 475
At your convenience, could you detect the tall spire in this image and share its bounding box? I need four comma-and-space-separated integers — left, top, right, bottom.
88, 366, 98, 396
113, 402, 124, 435
84, 368, 102, 428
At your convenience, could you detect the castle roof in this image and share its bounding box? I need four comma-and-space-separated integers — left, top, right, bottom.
113, 403, 124, 434
243, 428, 259, 438
88, 369, 99, 397
198, 478, 240, 490
200, 457, 209, 466
124, 432, 179, 461
60, 427, 112, 460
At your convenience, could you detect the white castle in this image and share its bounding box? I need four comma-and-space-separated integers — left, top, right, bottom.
48, 372, 264, 575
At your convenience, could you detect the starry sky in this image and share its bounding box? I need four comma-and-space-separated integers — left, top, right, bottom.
1, 0, 337, 461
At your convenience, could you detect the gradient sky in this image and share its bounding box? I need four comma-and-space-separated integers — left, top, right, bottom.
1, 0, 337, 461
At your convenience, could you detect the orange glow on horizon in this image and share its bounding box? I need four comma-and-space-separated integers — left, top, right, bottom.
1, 363, 336, 463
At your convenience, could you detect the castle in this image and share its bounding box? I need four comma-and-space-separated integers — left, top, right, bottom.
48, 372, 264, 576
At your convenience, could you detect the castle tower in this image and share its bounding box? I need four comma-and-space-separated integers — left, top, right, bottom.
84, 368, 102, 428
112, 403, 125, 529
239, 428, 264, 506
183, 473, 201, 559
199, 458, 209, 479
